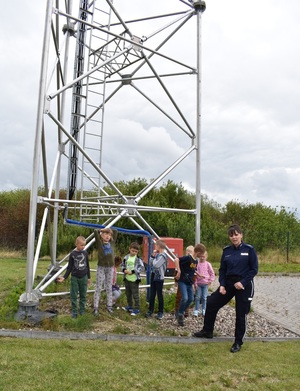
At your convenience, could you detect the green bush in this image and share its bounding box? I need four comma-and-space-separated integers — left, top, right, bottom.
2, 181, 300, 258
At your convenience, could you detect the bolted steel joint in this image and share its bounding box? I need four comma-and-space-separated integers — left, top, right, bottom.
193, 1, 206, 12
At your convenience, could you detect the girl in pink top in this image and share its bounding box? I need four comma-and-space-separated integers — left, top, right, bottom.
194, 251, 215, 316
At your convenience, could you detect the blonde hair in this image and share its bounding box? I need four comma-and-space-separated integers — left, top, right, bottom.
155, 240, 166, 250
76, 236, 86, 244
186, 245, 194, 255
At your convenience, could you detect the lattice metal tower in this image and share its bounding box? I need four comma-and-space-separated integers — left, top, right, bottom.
18, 0, 206, 312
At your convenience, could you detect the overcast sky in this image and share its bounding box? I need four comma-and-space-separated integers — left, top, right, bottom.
1, 0, 300, 214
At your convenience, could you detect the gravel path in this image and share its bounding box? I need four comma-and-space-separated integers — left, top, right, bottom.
1, 275, 298, 341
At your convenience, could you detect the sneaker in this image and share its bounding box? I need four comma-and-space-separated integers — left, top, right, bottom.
131, 309, 140, 316
122, 306, 133, 312
202, 309, 206, 316
93, 309, 99, 316
156, 312, 163, 320
107, 307, 114, 314
71, 313, 77, 319
193, 310, 199, 317
178, 314, 184, 327
193, 329, 213, 339
145, 311, 152, 318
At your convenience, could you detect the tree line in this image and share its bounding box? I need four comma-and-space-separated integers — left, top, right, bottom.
1, 179, 300, 257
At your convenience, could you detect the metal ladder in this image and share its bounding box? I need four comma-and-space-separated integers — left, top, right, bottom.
68, 1, 113, 219
70, 0, 144, 221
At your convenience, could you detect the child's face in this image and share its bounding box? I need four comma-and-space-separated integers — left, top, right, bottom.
196, 252, 206, 261
76, 240, 86, 251
129, 248, 139, 256
154, 244, 160, 252
101, 232, 112, 242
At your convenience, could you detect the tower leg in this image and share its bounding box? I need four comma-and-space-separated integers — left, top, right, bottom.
15, 292, 57, 324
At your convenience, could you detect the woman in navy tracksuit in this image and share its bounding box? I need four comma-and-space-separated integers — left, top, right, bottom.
194, 224, 258, 353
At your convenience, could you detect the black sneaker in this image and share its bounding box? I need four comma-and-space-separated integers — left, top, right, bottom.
193, 330, 213, 338
230, 343, 241, 353
178, 314, 184, 327
145, 311, 152, 318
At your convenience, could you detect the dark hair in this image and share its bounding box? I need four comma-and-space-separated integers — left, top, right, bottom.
227, 224, 242, 236
114, 256, 122, 267
129, 242, 140, 250
194, 243, 206, 254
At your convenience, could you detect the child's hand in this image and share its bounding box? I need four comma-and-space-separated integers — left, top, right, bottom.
57, 276, 64, 283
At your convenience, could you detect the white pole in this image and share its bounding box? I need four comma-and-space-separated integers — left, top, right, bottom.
195, 1, 206, 243
20, 0, 54, 305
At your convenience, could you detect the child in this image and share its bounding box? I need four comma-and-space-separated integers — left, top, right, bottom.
174, 245, 194, 319
112, 256, 122, 307
93, 227, 118, 315
121, 242, 145, 315
193, 251, 215, 316
174, 243, 206, 326
145, 240, 168, 320
57, 236, 90, 318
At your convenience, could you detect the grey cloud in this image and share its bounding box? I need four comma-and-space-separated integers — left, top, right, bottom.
1, 0, 300, 214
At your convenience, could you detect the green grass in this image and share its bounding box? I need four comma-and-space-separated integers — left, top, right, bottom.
0, 257, 299, 390
0, 258, 26, 290
0, 257, 299, 331
257, 263, 300, 273
0, 338, 299, 390
213, 261, 300, 274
